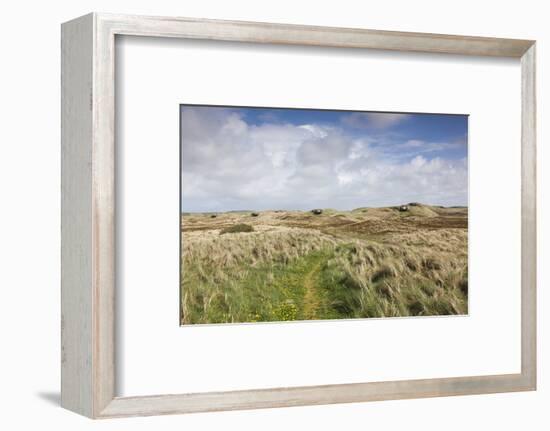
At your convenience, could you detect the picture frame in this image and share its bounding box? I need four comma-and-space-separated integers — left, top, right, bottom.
61, 12, 536, 419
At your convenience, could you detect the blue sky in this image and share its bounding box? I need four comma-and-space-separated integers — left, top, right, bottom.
180, 105, 468, 212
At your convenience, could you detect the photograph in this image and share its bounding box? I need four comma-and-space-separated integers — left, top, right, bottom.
180, 105, 468, 324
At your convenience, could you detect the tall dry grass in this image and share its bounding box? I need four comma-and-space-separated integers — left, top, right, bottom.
181, 222, 468, 323
319, 229, 468, 318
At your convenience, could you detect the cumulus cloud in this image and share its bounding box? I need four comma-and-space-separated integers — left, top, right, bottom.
180, 107, 467, 212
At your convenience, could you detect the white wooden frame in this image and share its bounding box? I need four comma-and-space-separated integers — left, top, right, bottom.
61, 12, 537, 419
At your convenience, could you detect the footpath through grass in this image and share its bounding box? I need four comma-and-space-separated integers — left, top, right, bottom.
234, 249, 338, 322
182, 238, 467, 324
182, 249, 340, 324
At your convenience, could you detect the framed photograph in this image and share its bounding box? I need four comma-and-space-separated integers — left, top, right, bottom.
61, 13, 536, 418
179, 105, 469, 325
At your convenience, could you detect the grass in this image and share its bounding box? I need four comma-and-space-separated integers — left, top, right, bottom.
180, 204, 468, 324
220, 223, 254, 235
317, 233, 467, 318
181, 228, 336, 323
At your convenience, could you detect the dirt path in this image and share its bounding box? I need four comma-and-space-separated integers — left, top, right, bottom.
302, 258, 324, 319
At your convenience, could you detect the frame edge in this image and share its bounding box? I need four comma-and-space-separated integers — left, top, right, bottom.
95, 12, 534, 58
61, 12, 95, 418
520, 43, 537, 391
97, 373, 532, 418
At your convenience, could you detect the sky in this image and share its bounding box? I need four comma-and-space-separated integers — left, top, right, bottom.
180, 105, 468, 212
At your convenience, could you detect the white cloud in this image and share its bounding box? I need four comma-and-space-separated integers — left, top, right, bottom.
298, 124, 328, 138
400, 139, 463, 154
180, 107, 467, 212
337, 173, 354, 186
403, 139, 424, 148
410, 155, 427, 168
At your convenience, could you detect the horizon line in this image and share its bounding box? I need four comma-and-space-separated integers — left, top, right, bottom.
180, 203, 469, 214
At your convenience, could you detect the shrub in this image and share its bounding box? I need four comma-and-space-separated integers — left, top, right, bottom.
220, 223, 254, 235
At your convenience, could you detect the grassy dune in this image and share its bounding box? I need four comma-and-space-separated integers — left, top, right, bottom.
180, 204, 468, 324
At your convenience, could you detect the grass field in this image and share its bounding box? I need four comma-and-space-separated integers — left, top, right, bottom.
180, 204, 468, 324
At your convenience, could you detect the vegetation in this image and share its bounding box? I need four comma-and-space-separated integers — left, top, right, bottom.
180, 204, 468, 324
219, 223, 254, 235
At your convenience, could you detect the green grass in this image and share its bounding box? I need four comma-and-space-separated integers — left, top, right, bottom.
182, 249, 340, 324
182, 241, 467, 324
